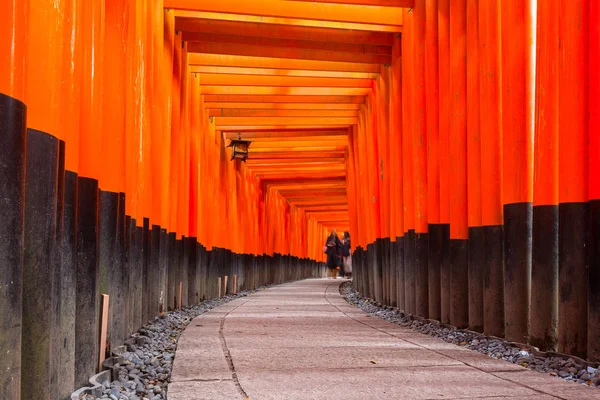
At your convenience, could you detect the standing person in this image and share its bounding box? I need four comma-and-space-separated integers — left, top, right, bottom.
342, 231, 352, 279
324, 229, 342, 279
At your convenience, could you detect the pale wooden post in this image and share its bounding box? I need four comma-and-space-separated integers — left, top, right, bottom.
179, 282, 183, 308
218, 277, 222, 297
99, 294, 110, 371
224, 275, 229, 296
233, 275, 237, 294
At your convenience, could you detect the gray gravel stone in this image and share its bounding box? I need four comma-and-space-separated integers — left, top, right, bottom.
340, 281, 600, 389
77, 285, 271, 399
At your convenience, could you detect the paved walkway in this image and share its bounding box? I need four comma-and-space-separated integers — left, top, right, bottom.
168, 279, 600, 400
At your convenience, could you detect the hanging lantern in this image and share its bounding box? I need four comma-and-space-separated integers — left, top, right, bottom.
226, 134, 251, 162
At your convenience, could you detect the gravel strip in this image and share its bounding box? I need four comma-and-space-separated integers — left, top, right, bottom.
82, 287, 270, 400
340, 282, 600, 388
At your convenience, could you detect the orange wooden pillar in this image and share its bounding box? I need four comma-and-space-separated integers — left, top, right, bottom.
466, 0, 483, 332
376, 67, 392, 305
479, 0, 504, 338
558, 0, 589, 359
0, 3, 28, 398
0, 1, 28, 101
589, 0, 600, 362
531, 0, 559, 352
60, 0, 83, 174
425, 0, 441, 322
449, 0, 468, 329
501, 0, 535, 344
390, 36, 404, 310
401, 9, 415, 314
437, 0, 452, 325
413, 0, 429, 319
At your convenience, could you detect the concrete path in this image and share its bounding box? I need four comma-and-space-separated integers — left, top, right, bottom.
168, 279, 600, 400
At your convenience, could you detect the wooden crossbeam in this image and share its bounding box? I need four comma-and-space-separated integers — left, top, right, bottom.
183, 32, 391, 56
196, 74, 372, 88
173, 10, 401, 32
223, 129, 348, 139
191, 66, 378, 79
211, 109, 358, 117
188, 42, 391, 64
175, 17, 395, 45
290, 0, 412, 5
211, 103, 361, 110
189, 54, 381, 73
164, 0, 404, 27
201, 86, 370, 96
206, 95, 365, 104
215, 116, 358, 126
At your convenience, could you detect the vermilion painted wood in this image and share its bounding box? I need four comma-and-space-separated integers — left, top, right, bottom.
163, 0, 404, 27
176, 17, 394, 46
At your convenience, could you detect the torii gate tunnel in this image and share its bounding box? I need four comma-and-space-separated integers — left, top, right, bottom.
0, 0, 599, 398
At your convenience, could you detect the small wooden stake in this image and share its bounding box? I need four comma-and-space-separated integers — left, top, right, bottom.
218, 277, 222, 297
224, 275, 229, 295
179, 282, 183, 308
99, 294, 110, 371
233, 275, 237, 294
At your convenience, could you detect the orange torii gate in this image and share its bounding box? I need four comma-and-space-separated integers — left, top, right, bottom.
0, 0, 599, 399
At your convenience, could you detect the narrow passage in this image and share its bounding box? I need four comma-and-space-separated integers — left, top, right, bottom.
168, 280, 600, 400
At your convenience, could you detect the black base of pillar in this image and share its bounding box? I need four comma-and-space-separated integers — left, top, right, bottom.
0, 93, 26, 399
428, 226, 443, 321
503, 202, 532, 344
558, 202, 588, 359
531, 205, 558, 351
22, 129, 60, 398
75, 177, 100, 387
468, 227, 484, 332
589, 200, 600, 361
450, 239, 468, 329
483, 225, 504, 337
405, 230, 415, 314
439, 225, 451, 324
395, 237, 405, 311
415, 232, 429, 319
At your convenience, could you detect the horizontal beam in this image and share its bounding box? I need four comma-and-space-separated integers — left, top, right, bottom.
215, 117, 358, 126
246, 158, 344, 168
188, 42, 391, 64
289, 0, 412, 6
261, 177, 346, 186
164, 0, 404, 27
196, 74, 372, 88
210, 109, 358, 118
245, 136, 348, 143
276, 185, 347, 191
224, 129, 348, 139
188, 54, 381, 73
211, 103, 361, 110
282, 195, 348, 207
173, 10, 401, 32
249, 166, 346, 174
175, 17, 394, 45
201, 86, 370, 96
255, 171, 346, 179
218, 125, 350, 131
191, 66, 378, 79
286, 197, 348, 204
205, 95, 365, 104
249, 151, 346, 159
183, 32, 391, 56
296, 205, 349, 211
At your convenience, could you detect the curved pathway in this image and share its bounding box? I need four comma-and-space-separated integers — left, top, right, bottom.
169, 279, 600, 400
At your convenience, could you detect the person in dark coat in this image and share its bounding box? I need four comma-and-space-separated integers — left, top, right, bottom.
341, 231, 352, 279
324, 229, 342, 279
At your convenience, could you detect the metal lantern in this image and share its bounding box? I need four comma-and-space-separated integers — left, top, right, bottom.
226, 134, 251, 162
